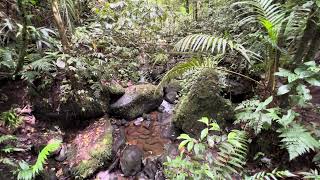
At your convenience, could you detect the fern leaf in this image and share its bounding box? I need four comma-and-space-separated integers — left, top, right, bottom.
214, 130, 249, 179
278, 123, 320, 160
18, 140, 62, 180
0, 135, 17, 144
245, 169, 296, 180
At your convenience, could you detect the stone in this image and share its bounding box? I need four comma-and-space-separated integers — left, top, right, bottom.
112, 127, 126, 155
54, 144, 67, 162
31, 82, 109, 128
110, 84, 163, 120
142, 158, 158, 179
107, 83, 125, 102
120, 145, 143, 176
164, 80, 181, 104
173, 69, 234, 136
67, 116, 113, 179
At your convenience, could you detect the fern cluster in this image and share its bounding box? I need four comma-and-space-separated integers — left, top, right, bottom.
17, 140, 62, 180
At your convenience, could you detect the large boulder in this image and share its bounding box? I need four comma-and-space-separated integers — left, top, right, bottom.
110, 84, 163, 120
30, 80, 109, 127
173, 69, 234, 136
67, 116, 113, 179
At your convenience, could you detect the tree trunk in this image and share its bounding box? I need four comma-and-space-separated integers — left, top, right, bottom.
304, 20, 320, 61
51, 0, 69, 52
185, 0, 190, 14
293, 5, 317, 64
14, 0, 28, 75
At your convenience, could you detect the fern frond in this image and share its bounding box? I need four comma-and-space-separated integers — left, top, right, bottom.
17, 140, 62, 180
277, 123, 320, 160
175, 34, 255, 63
300, 169, 320, 179
157, 57, 221, 89
245, 168, 297, 180
214, 130, 249, 179
0, 135, 17, 144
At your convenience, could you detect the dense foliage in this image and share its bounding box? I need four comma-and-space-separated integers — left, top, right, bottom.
0, 0, 320, 179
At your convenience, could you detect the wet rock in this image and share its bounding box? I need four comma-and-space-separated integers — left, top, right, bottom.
161, 124, 179, 141
40, 169, 58, 180
31, 85, 109, 128
54, 144, 67, 162
134, 117, 144, 126
112, 127, 126, 154
142, 158, 158, 179
164, 80, 181, 104
67, 116, 113, 179
150, 65, 166, 81
107, 83, 125, 102
110, 84, 163, 120
120, 145, 143, 176
173, 69, 234, 136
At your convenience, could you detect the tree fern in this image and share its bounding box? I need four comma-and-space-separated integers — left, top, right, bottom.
245, 169, 297, 180
277, 123, 320, 160
17, 140, 62, 180
213, 130, 249, 179
175, 34, 256, 63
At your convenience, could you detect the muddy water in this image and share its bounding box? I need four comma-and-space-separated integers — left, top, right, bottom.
124, 100, 176, 157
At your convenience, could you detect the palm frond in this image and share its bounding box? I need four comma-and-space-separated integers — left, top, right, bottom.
175, 34, 256, 63
157, 57, 221, 89
234, 0, 286, 26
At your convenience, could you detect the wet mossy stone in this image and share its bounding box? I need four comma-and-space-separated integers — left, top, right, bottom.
67, 116, 113, 179
31, 84, 109, 127
173, 69, 234, 136
110, 84, 163, 120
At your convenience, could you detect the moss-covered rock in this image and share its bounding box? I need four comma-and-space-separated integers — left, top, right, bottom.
67, 116, 113, 179
31, 81, 109, 128
110, 84, 163, 120
173, 69, 234, 136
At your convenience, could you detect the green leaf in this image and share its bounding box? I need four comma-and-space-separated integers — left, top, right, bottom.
179, 140, 189, 149
306, 78, 320, 86
200, 128, 209, 141
177, 134, 191, 140
209, 122, 220, 131
277, 84, 292, 95
198, 117, 209, 126
187, 141, 194, 152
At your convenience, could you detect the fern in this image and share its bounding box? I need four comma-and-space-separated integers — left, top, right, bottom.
17, 140, 62, 180
175, 34, 256, 63
300, 169, 320, 179
277, 123, 320, 160
245, 169, 297, 180
0, 135, 17, 144
158, 57, 221, 88
235, 96, 280, 134
213, 130, 249, 179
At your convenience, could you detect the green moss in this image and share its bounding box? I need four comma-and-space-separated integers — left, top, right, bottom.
71, 122, 113, 179
173, 69, 234, 136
